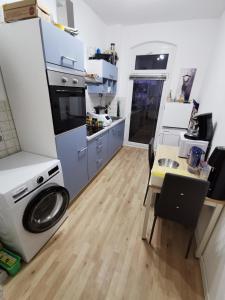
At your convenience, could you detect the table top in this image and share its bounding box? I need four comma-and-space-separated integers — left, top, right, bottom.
152, 145, 199, 179
150, 145, 225, 206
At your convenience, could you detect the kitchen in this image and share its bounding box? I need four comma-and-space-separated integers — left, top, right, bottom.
0, 0, 225, 299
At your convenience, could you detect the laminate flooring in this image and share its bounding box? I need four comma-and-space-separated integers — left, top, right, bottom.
4, 147, 204, 300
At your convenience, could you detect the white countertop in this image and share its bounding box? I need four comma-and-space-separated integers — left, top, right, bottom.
86, 118, 125, 141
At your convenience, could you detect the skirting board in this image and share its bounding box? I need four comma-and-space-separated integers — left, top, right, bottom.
200, 256, 210, 300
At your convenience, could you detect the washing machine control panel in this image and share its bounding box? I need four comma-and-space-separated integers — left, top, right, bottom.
8, 164, 61, 204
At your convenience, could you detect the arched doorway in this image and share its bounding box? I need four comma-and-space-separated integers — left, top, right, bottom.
124, 41, 176, 148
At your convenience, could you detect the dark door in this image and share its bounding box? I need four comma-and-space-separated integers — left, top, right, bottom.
129, 79, 164, 144
23, 186, 69, 233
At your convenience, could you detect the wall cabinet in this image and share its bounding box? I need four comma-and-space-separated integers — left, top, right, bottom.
87, 59, 118, 80
87, 59, 118, 95
40, 20, 84, 71
56, 126, 88, 200
87, 79, 117, 95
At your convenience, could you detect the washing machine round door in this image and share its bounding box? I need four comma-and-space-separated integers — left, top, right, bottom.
23, 186, 69, 233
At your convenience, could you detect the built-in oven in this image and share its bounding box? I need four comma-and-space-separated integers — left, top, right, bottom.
47, 70, 86, 135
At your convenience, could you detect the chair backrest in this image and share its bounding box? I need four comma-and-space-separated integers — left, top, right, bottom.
155, 173, 209, 228
148, 138, 155, 171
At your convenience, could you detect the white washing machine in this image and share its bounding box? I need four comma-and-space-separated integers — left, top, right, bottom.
0, 151, 70, 262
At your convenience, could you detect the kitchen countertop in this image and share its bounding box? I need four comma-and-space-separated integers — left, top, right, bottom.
86, 118, 125, 141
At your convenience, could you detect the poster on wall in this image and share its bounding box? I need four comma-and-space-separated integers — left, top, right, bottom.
176, 68, 197, 102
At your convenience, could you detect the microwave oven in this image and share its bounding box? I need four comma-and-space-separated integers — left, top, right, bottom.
178, 133, 209, 158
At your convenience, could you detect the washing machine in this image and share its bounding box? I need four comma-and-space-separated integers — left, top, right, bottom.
0, 151, 70, 262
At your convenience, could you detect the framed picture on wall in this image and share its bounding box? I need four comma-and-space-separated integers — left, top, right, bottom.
176, 68, 197, 102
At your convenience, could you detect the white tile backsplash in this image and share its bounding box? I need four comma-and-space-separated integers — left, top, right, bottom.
0, 99, 20, 159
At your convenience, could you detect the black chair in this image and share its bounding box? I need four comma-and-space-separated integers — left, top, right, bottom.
149, 173, 209, 258
143, 138, 155, 206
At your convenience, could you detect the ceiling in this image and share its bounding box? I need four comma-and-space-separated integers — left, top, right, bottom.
83, 0, 225, 25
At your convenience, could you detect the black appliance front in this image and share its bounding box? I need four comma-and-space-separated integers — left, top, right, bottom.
184, 113, 213, 141
23, 186, 69, 233
207, 147, 225, 200
49, 85, 86, 135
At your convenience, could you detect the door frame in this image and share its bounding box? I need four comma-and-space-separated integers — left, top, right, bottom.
124, 41, 176, 149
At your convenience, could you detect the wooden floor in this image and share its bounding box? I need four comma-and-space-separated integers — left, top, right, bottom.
4, 147, 204, 300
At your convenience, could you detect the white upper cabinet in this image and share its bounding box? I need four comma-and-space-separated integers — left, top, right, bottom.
87, 59, 118, 81
162, 102, 193, 129
40, 20, 84, 72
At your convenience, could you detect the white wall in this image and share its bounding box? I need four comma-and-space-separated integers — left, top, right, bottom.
73, 0, 108, 54
73, 0, 109, 113
198, 11, 225, 300
199, 14, 225, 150
106, 19, 219, 144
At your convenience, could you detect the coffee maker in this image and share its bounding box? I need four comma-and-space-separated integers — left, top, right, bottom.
207, 147, 225, 200
184, 113, 213, 141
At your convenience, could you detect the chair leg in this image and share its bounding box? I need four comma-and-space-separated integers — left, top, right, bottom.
143, 173, 151, 206
185, 231, 195, 259
143, 186, 149, 206
149, 216, 157, 245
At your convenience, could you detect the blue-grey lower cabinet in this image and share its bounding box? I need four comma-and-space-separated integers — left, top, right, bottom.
108, 121, 125, 157
117, 121, 125, 147
88, 131, 109, 180
88, 121, 125, 180
55, 126, 89, 201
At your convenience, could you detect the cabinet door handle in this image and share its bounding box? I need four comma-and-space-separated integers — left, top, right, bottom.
96, 145, 103, 152
96, 158, 103, 165
61, 56, 78, 67
78, 147, 87, 155
96, 136, 103, 143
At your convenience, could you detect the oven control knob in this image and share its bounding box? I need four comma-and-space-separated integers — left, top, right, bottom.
73, 78, 79, 84
37, 176, 44, 184
62, 77, 68, 83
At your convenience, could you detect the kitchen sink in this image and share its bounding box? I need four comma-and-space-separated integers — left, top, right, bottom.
158, 158, 179, 169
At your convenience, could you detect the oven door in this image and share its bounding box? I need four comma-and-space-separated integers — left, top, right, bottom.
49, 85, 86, 135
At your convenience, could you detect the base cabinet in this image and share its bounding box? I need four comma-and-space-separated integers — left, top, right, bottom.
56, 121, 125, 200
88, 120, 125, 180
88, 131, 109, 180
108, 121, 125, 157
56, 126, 89, 201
